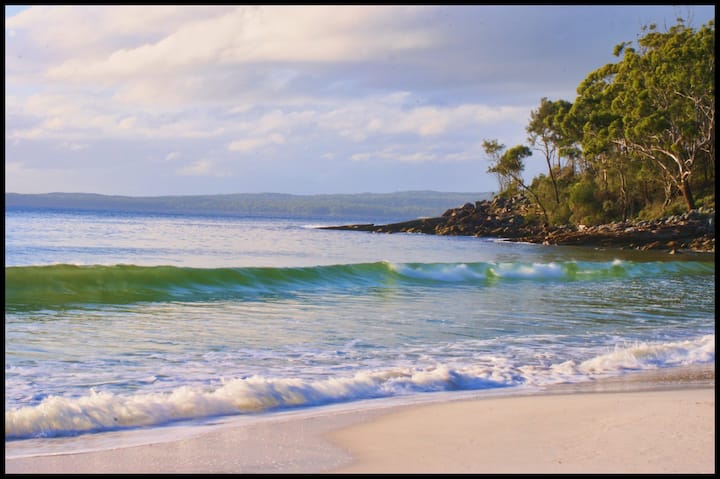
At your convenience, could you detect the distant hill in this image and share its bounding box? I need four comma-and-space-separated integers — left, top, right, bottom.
5, 191, 494, 222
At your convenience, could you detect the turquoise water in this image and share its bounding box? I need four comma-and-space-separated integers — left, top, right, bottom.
5, 207, 715, 441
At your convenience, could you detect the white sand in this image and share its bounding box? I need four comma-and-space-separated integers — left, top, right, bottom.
5, 368, 715, 474
329, 388, 715, 474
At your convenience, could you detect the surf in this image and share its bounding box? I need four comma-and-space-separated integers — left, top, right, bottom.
6, 260, 714, 310
5, 334, 713, 440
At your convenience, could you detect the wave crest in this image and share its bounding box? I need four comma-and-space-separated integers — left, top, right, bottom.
6, 260, 713, 309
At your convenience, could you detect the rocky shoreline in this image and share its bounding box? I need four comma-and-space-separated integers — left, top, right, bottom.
322, 196, 715, 254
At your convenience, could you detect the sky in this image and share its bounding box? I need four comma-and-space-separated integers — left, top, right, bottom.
5, 5, 715, 197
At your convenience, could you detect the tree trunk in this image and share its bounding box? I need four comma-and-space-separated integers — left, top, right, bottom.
618, 169, 629, 222
680, 176, 696, 211
544, 157, 560, 205
513, 174, 549, 225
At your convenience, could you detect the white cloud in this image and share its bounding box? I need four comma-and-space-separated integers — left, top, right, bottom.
316, 99, 529, 140
176, 159, 228, 177
31, 6, 435, 108
7, 90, 229, 141
43, 117, 66, 130
59, 141, 89, 151
350, 145, 480, 164
5, 5, 714, 195
228, 133, 286, 152
6, 6, 232, 60
117, 116, 137, 130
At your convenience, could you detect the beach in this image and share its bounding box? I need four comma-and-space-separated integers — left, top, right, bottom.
5, 4, 716, 474
5, 366, 714, 474
6, 210, 715, 474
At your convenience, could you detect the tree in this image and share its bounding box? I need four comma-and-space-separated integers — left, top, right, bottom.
494, 145, 550, 224
569, 69, 642, 221
526, 97, 573, 205
482, 138, 509, 193
487, 18, 713, 225
574, 18, 715, 211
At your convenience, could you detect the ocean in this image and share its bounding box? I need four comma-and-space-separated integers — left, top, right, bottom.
5, 206, 715, 451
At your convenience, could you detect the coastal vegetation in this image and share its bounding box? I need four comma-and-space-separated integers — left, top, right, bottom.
483, 18, 715, 228
326, 19, 714, 253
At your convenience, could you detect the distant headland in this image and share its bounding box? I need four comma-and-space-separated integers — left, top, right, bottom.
4, 191, 493, 222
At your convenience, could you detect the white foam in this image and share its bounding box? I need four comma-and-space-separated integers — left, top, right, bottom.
579, 334, 715, 373
489, 262, 565, 279
7, 334, 714, 440
390, 262, 488, 281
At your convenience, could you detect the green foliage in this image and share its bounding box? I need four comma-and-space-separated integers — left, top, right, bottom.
496, 145, 531, 177
484, 141, 532, 196
483, 138, 510, 193
582, 18, 714, 211
495, 183, 522, 200
526, 174, 565, 223
567, 177, 603, 224
526, 97, 575, 204
695, 193, 715, 210
547, 203, 572, 225
491, 17, 714, 227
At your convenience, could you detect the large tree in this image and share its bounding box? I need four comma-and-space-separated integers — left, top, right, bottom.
574, 18, 714, 211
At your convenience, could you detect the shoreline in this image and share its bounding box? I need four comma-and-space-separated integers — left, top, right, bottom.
5, 365, 714, 474
321, 198, 715, 254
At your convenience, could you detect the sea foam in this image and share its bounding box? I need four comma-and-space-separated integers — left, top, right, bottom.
6, 334, 714, 440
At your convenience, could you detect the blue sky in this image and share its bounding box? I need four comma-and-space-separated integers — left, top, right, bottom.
5, 5, 715, 196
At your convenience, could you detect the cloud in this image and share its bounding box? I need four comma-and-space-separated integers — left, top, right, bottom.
228, 133, 286, 152
46, 6, 431, 75
59, 141, 89, 151
6, 90, 231, 141
24, 6, 434, 109
176, 159, 229, 177
13, 5, 588, 110
117, 116, 137, 130
6, 6, 232, 59
5, 5, 715, 195
363, 103, 527, 138
349, 142, 482, 164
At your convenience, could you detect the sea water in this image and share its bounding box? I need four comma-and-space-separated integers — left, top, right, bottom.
5, 207, 715, 446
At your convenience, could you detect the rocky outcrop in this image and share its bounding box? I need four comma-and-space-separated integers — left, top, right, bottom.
524, 210, 715, 253
321, 195, 715, 253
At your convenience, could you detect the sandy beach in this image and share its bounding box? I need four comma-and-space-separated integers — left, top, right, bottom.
5, 366, 714, 474
330, 389, 715, 474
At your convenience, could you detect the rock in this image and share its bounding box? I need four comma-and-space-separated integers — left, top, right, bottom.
319, 197, 715, 253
